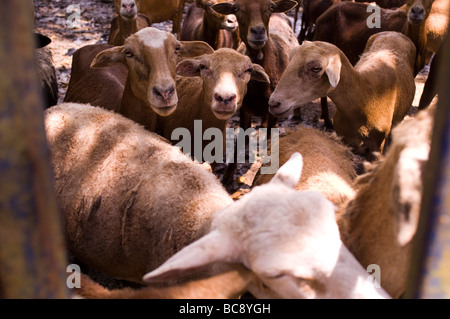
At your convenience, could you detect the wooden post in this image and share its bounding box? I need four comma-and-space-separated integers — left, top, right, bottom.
404, 25, 450, 298
0, 0, 69, 298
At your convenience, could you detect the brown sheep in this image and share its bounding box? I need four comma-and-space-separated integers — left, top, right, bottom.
253, 124, 358, 207
180, 0, 239, 49
35, 34, 58, 108
64, 27, 214, 128
156, 48, 269, 175
424, 0, 449, 55
340, 105, 435, 298
268, 32, 416, 159
109, 0, 152, 46
45, 102, 234, 283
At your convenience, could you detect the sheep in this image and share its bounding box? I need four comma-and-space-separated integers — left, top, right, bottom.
45, 102, 234, 283
313, 0, 434, 74
74, 266, 254, 299
253, 124, 358, 208
139, 0, 187, 36
109, 0, 152, 46
211, 0, 299, 132
180, 0, 239, 50
35, 33, 58, 108
64, 27, 214, 130
141, 152, 391, 299
268, 31, 417, 160
339, 105, 435, 298
155, 48, 270, 181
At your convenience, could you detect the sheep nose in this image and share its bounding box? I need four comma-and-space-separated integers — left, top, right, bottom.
250, 25, 266, 36
411, 6, 424, 15
227, 16, 236, 24
269, 100, 281, 109
153, 86, 175, 101
214, 93, 236, 105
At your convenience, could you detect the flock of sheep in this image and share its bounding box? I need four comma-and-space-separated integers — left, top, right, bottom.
33, 0, 448, 299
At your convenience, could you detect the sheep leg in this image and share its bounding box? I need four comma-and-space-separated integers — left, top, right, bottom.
320, 96, 333, 130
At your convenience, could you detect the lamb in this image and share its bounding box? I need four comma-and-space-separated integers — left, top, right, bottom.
44, 102, 234, 283
339, 105, 435, 298
108, 0, 152, 46
180, 0, 239, 50
141, 152, 391, 299
139, 0, 187, 36
156, 48, 269, 179
64, 27, 214, 130
211, 0, 299, 132
268, 31, 416, 160
253, 124, 358, 208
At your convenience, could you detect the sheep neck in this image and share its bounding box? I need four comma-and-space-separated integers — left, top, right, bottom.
118, 16, 139, 43
402, 19, 427, 74
119, 77, 157, 132
199, 13, 223, 50
326, 51, 364, 119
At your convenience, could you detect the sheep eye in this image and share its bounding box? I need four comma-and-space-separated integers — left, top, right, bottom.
232, 4, 239, 13
199, 64, 208, 70
269, 3, 275, 11
175, 44, 181, 54
311, 67, 322, 73
124, 49, 134, 58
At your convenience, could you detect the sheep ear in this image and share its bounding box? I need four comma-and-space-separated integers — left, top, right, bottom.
251, 64, 270, 83
91, 46, 125, 68
289, 45, 300, 60
394, 152, 426, 246
143, 230, 239, 283
35, 33, 51, 48
273, 0, 298, 13
179, 41, 214, 58
211, 2, 236, 15
270, 152, 303, 188
325, 55, 341, 88
176, 59, 202, 77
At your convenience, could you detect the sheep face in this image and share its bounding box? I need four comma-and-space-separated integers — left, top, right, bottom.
211, 0, 297, 50
176, 48, 269, 120
91, 27, 214, 116
114, 0, 140, 20
143, 153, 390, 299
268, 41, 341, 118
197, 0, 239, 32
406, 0, 434, 24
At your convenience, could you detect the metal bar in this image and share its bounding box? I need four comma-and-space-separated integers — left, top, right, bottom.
0, 0, 69, 298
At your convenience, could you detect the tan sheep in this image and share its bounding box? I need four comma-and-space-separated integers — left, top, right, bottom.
269, 31, 417, 160
45, 102, 233, 283
64, 27, 214, 128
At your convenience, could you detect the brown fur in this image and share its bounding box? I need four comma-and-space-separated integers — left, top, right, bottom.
253, 125, 358, 207
139, 0, 187, 35
64, 43, 127, 111
340, 105, 435, 298
270, 32, 416, 159
36, 46, 58, 108
313, 0, 434, 74
109, 13, 151, 46
74, 265, 254, 299
424, 0, 449, 53
180, 0, 239, 49
45, 103, 233, 283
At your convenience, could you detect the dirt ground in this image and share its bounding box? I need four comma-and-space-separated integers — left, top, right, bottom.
33, 0, 430, 194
